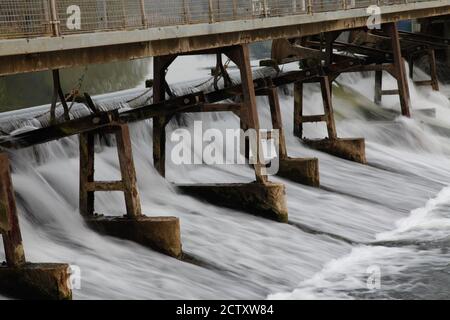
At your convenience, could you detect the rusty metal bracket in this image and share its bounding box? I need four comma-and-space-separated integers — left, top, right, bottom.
50, 69, 71, 125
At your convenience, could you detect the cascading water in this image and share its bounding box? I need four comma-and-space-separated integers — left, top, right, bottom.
1, 55, 450, 299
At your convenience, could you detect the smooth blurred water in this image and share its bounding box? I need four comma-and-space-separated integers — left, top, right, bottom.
1, 56, 450, 300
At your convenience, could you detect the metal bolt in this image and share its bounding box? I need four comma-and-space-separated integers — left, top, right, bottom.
184, 98, 190, 104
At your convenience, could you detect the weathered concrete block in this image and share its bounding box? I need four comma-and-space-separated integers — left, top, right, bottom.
0, 263, 72, 300
277, 158, 320, 187
177, 182, 288, 223
86, 216, 182, 258
304, 138, 367, 164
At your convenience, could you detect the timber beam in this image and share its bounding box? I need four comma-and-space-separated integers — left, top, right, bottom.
0, 59, 360, 152
0, 110, 119, 150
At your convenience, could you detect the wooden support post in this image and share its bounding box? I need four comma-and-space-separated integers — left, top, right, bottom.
79, 132, 95, 216
428, 48, 440, 91
79, 124, 142, 218
320, 76, 337, 139
324, 31, 341, 66
0, 154, 26, 268
294, 76, 337, 140
294, 82, 303, 138
408, 56, 415, 79
153, 55, 176, 177
383, 23, 411, 117
225, 45, 268, 183
374, 69, 383, 105
115, 124, 142, 217
267, 86, 288, 160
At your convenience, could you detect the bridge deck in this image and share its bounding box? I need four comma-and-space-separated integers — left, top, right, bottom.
0, 0, 449, 76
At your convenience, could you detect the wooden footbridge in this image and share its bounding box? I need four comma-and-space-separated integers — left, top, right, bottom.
1, 0, 450, 299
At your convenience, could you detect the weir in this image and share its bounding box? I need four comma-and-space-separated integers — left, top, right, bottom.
0, 0, 449, 299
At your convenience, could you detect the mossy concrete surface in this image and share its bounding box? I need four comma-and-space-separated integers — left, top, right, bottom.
277, 158, 320, 187
87, 216, 182, 258
0, 263, 72, 300
177, 182, 288, 223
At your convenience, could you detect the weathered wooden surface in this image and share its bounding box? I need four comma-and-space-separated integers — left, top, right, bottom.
0, 153, 26, 267
383, 23, 412, 118
79, 124, 142, 217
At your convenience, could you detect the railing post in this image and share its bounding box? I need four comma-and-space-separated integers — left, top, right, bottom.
49, 0, 60, 36
208, 0, 215, 23
183, 0, 191, 24
307, 0, 313, 14
140, 0, 148, 27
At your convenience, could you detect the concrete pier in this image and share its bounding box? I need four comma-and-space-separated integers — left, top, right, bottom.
0, 263, 72, 300
87, 216, 182, 258
177, 182, 288, 223
305, 138, 367, 164
278, 158, 320, 187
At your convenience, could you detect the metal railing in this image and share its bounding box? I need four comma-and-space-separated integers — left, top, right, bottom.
0, 0, 439, 39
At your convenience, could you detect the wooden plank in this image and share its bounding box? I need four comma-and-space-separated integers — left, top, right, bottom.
383, 22, 411, 117
320, 76, 337, 139
300, 114, 328, 123
115, 124, 142, 217
79, 132, 95, 216
429, 49, 440, 91
224, 45, 268, 183
382, 89, 400, 95
267, 86, 288, 160
85, 181, 124, 192
375, 69, 383, 105
294, 82, 303, 139
152, 55, 176, 177
0, 153, 26, 267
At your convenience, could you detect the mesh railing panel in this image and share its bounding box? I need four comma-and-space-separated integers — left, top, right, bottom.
0, 0, 441, 39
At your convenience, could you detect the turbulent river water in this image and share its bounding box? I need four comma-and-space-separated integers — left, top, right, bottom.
1, 55, 450, 299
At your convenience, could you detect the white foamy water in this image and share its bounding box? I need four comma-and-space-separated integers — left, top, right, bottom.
1, 56, 450, 300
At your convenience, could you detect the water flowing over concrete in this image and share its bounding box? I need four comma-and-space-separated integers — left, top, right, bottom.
1, 56, 450, 299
